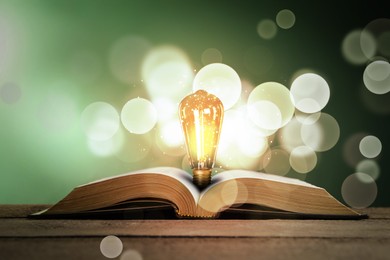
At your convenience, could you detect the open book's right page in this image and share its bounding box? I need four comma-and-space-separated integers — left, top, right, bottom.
197, 169, 361, 218
210, 169, 320, 188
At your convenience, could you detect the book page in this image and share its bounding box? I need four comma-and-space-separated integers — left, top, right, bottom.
195, 169, 357, 217
80, 167, 200, 203
196, 169, 322, 215
210, 169, 320, 189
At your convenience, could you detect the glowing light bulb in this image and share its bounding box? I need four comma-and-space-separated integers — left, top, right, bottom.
179, 90, 224, 188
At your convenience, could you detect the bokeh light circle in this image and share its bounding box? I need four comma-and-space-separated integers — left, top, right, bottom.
38, 90, 79, 133
109, 35, 152, 84
290, 73, 330, 113
343, 132, 369, 167
263, 148, 291, 176
257, 19, 277, 39
247, 101, 282, 130
362, 18, 390, 59
289, 146, 317, 173
87, 127, 125, 157
341, 173, 377, 208
356, 159, 380, 181
81, 102, 120, 141
193, 63, 241, 110
300, 113, 340, 152
359, 135, 382, 158
141, 45, 193, 101
342, 29, 376, 65
120, 249, 143, 260
153, 97, 177, 123
365, 60, 390, 81
294, 109, 321, 125
216, 109, 266, 170
237, 118, 269, 158
100, 235, 123, 258
155, 119, 186, 157
121, 98, 157, 134
220, 180, 241, 207
278, 117, 305, 152
236, 106, 270, 156
247, 82, 295, 130
276, 9, 296, 29
363, 60, 390, 95
201, 48, 223, 65
378, 31, 390, 57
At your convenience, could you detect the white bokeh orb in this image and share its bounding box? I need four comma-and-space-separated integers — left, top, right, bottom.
121, 98, 157, 134
300, 113, 340, 152
193, 63, 241, 110
100, 235, 123, 258
81, 102, 120, 141
363, 60, 390, 95
290, 73, 330, 113
359, 135, 382, 158
247, 82, 295, 131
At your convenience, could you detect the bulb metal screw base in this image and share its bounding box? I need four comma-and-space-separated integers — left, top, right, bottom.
192, 169, 212, 189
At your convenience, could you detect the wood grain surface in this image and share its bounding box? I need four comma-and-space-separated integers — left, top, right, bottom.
1, 205, 389, 260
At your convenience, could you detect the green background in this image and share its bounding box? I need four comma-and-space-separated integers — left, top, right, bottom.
0, 1, 389, 205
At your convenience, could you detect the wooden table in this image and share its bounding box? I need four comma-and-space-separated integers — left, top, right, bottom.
1, 205, 389, 259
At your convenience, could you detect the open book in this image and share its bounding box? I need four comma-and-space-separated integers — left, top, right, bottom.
31, 167, 365, 219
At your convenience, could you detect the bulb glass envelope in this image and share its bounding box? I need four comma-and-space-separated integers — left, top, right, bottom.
179, 90, 224, 170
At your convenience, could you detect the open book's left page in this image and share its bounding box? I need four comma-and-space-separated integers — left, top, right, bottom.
83, 167, 200, 203
134, 167, 200, 203
35, 167, 200, 216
